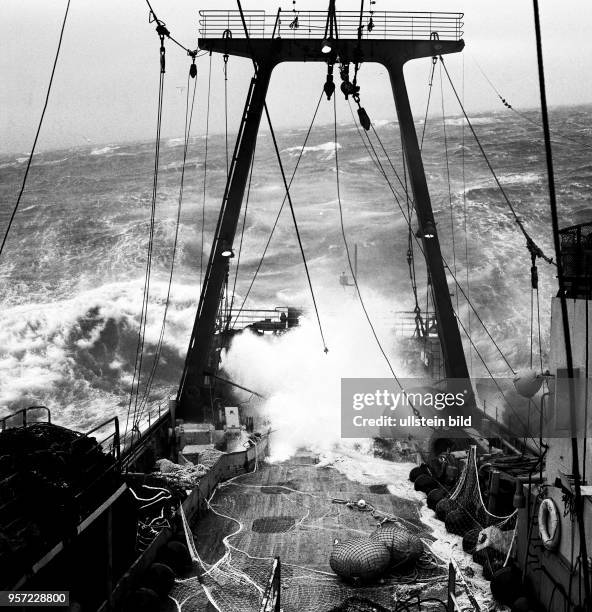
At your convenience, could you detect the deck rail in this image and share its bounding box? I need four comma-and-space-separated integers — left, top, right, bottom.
394, 310, 438, 338
0, 405, 51, 431
199, 10, 464, 41
74, 416, 121, 462
559, 220, 592, 299
69, 417, 123, 520
228, 307, 289, 331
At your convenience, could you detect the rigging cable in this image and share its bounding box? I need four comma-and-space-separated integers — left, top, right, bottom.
402, 138, 424, 337
231, 90, 323, 329
461, 54, 473, 375
532, 0, 590, 604
439, 56, 555, 267
439, 61, 459, 314
420, 58, 437, 151
0, 0, 71, 263
125, 27, 167, 440
409, 86, 421, 329
472, 55, 592, 152
442, 259, 516, 376
333, 95, 403, 388
235, 0, 328, 353
135, 57, 199, 425
347, 100, 430, 344
224, 53, 230, 179
348, 100, 422, 339
453, 307, 540, 451
372, 117, 516, 375
348, 98, 438, 326
264, 103, 329, 353
347, 89, 540, 446
351, 105, 518, 382
144, 0, 196, 56
373, 114, 440, 334
368, 117, 515, 373
201, 52, 213, 291
228, 147, 256, 323
349, 101, 516, 376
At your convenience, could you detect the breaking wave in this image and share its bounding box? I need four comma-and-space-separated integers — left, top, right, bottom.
90, 145, 120, 156
0, 280, 197, 429
0, 104, 589, 430
283, 141, 341, 160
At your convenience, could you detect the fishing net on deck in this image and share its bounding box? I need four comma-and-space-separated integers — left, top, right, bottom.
168, 460, 453, 612
431, 446, 517, 578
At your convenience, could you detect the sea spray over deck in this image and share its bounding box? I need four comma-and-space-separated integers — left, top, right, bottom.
221, 289, 412, 461
0, 106, 590, 427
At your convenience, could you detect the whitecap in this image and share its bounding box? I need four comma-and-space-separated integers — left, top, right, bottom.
282, 141, 341, 160
90, 145, 120, 156
445, 116, 496, 126
167, 137, 185, 147
499, 171, 542, 186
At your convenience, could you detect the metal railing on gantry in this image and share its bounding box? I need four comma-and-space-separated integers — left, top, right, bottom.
198, 10, 464, 42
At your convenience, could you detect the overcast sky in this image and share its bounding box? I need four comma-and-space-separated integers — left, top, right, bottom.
2, 0, 591, 153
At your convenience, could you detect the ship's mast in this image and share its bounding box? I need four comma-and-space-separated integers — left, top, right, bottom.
178, 5, 469, 419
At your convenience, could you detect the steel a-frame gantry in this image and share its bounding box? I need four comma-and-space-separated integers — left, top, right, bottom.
178, 8, 468, 420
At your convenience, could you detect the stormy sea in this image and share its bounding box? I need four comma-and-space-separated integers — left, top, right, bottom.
0, 103, 590, 436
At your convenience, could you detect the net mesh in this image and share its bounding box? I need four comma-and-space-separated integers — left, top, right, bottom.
168, 448, 505, 611
168, 458, 451, 612
433, 446, 517, 577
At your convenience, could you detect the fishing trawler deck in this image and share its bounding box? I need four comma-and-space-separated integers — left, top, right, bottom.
168, 451, 451, 612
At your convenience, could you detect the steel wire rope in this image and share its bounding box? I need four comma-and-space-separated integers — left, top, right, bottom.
333, 95, 404, 388
125, 35, 166, 440
224, 55, 230, 179
135, 63, 199, 426
420, 58, 437, 151
227, 147, 256, 323
231, 91, 324, 329
263, 102, 329, 352
0, 0, 72, 263
439, 56, 555, 267
200, 52, 213, 291
439, 61, 459, 314
346, 101, 543, 444
452, 289, 541, 450
346, 100, 427, 338
144, 0, 196, 55
347, 99, 440, 355
232, 2, 328, 351
471, 54, 592, 152
361, 103, 517, 376
461, 54, 473, 376
441, 259, 515, 376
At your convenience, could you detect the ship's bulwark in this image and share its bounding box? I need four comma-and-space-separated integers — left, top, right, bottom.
0, 106, 590, 429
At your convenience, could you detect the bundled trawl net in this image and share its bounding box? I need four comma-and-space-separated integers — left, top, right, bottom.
168, 458, 453, 612
432, 446, 518, 578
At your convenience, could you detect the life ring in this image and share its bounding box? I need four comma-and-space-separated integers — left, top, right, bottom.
538, 498, 560, 551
